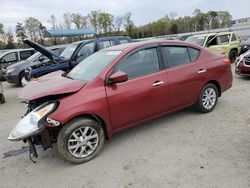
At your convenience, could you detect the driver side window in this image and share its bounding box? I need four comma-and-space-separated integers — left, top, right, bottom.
114, 48, 160, 79
76, 42, 95, 63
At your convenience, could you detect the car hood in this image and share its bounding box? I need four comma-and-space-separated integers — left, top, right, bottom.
23, 39, 64, 62
18, 70, 87, 101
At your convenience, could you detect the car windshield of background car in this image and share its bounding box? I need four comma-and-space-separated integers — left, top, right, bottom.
60, 43, 78, 60
186, 36, 206, 46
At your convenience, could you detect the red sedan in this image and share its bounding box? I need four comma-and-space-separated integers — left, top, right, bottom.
8, 39, 232, 163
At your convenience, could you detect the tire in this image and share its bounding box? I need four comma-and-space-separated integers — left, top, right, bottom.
229, 50, 237, 63
195, 83, 218, 113
19, 73, 29, 87
0, 94, 5, 103
57, 118, 105, 164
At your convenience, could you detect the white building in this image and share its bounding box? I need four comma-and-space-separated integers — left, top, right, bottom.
231, 17, 250, 27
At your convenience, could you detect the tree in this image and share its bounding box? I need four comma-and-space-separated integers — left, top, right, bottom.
169, 23, 178, 34
15, 22, 27, 46
0, 23, 4, 35
113, 16, 124, 34
5, 32, 15, 49
88, 10, 100, 33
99, 12, 114, 34
124, 12, 134, 36
71, 13, 87, 29
48, 14, 57, 30
63, 12, 72, 29
24, 17, 42, 41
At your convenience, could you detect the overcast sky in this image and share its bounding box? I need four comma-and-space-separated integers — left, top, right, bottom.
0, 0, 249, 31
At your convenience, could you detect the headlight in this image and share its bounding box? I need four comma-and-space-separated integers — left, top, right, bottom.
8, 103, 56, 141
6, 68, 15, 74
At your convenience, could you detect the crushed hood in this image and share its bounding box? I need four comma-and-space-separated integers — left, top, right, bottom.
18, 71, 87, 101
23, 39, 64, 62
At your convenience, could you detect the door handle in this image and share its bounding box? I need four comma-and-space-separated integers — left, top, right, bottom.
152, 81, 164, 86
198, 69, 206, 74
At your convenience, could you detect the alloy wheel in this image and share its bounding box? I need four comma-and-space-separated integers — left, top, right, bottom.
67, 126, 99, 158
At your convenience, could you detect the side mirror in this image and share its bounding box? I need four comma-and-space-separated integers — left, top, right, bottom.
106, 71, 128, 85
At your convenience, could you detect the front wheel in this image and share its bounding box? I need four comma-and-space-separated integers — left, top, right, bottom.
19, 73, 29, 87
195, 83, 218, 113
57, 118, 105, 164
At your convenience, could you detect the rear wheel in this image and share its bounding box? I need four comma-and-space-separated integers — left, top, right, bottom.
229, 49, 237, 63
57, 118, 105, 164
195, 83, 218, 113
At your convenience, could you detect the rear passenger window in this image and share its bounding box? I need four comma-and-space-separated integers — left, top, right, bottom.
119, 39, 129, 44
219, 35, 230, 44
99, 40, 115, 49
163, 46, 191, 67
188, 47, 200, 62
20, 50, 34, 60
114, 48, 160, 79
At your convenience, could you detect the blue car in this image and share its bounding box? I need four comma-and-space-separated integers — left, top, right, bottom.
24, 36, 132, 83
3, 44, 67, 86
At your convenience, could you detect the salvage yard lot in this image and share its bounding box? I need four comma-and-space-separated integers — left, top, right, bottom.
0, 65, 250, 188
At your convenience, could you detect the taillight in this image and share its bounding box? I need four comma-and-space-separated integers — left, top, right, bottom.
222, 58, 230, 64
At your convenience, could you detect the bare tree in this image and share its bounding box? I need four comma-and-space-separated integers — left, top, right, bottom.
63, 13, 72, 29
48, 14, 57, 30
113, 16, 124, 34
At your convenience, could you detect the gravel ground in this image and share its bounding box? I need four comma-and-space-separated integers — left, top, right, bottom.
0, 65, 250, 188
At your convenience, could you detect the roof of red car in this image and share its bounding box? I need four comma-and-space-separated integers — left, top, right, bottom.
102, 39, 201, 51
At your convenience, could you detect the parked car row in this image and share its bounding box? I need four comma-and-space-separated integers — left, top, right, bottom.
22, 36, 132, 85
8, 39, 233, 164
2, 44, 67, 86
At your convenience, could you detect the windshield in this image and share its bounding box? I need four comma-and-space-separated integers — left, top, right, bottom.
60, 43, 78, 60
186, 36, 206, 46
67, 51, 122, 81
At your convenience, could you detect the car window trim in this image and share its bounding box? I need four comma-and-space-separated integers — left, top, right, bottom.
107, 44, 163, 81
161, 45, 198, 69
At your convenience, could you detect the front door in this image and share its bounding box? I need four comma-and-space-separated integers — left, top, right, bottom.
105, 47, 170, 131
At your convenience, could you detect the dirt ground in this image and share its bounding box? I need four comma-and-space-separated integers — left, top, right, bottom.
0, 65, 250, 188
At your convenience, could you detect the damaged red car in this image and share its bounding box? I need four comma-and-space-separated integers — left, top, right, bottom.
8, 39, 232, 164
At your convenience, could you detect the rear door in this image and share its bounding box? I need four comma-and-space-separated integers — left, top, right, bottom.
162, 46, 206, 109
106, 46, 170, 131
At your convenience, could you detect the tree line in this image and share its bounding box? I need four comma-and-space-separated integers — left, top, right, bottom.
0, 9, 232, 50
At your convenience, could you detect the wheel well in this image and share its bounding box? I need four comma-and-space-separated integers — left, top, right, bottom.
64, 114, 110, 140
206, 80, 221, 97
230, 48, 238, 54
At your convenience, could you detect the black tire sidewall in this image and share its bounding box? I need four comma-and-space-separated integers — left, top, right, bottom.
57, 118, 105, 164
0, 94, 5, 103
197, 84, 218, 113
229, 50, 237, 63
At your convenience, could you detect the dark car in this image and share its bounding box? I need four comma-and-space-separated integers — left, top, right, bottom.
0, 48, 35, 81
240, 37, 250, 54
8, 39, 232, 164
3, 44, 67, 86
235, 50, 250, 76
24, 36, 132, 82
